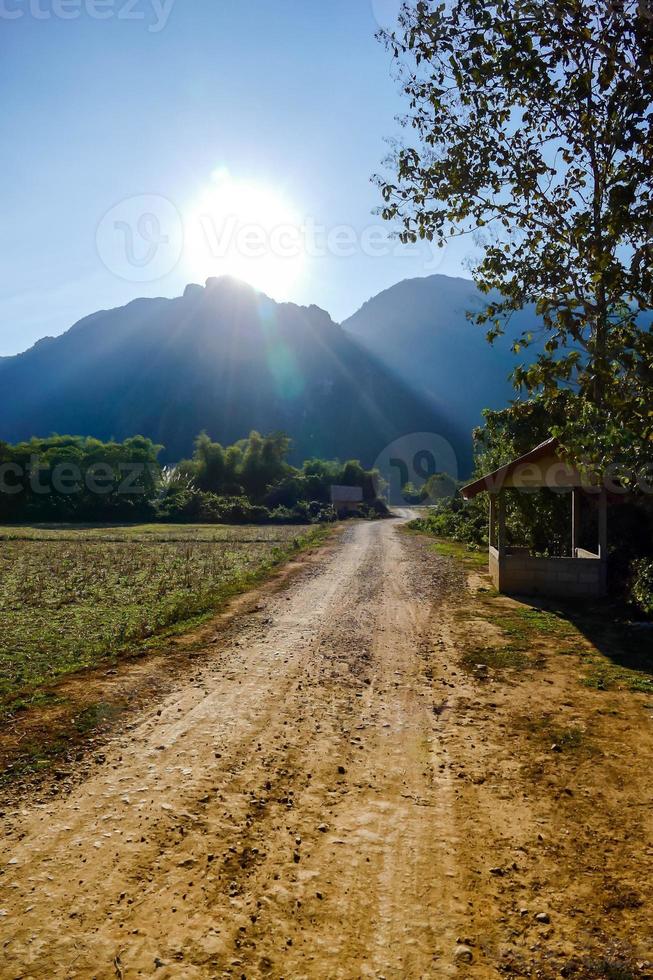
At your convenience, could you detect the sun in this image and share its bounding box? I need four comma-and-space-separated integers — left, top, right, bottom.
183, 169, 305, 298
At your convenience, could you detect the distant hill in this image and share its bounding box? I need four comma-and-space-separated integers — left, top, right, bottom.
342, 274, 539, 438
0, 276, 473, 471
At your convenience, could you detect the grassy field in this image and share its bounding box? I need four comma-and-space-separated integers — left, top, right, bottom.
0, 523, 305, 542
0, 522, 324, 714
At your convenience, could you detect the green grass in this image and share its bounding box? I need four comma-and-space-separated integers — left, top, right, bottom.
479, 604, 580, 649
522, 715, 590, 751
460, 645, 531, 672
430, 538, 487, 567
496, 606, 577, 638
488, 604, 653, 693
73, 701, 125, 735
455, 604, 575, 675
0, 522, 327, 715
581, 651, 653, 694
404, 529, 487, 570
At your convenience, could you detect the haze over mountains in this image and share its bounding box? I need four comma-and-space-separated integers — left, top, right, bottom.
0, 274, 534, 475
342, 274, 538, 439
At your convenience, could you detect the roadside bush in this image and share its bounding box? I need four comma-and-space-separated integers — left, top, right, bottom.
155, 491, 270, 524
208, 495, 270, 524
360, 499, 391, 519
298, 501, 338, 523
605, 500, 653, 594
267, 503, 335, 524
154, 488, 202, 523
411, 494, 488, 548
629, 559, 653, 618
155, 491, 343, 526
268, 505, 303, 524
401, 483, 428, 505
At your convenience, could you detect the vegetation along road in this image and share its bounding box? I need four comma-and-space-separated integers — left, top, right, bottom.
1, 518, 652, 978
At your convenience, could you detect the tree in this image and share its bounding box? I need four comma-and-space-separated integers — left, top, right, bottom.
240, 431, 292, 501
181, 431, 294, 502
192, 431, 226, 493
378, 0, 653, 474
0, 435, 162, 522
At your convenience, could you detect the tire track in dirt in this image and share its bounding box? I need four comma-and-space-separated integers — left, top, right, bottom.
0, 520, 469, 978
2, 519, 651, 979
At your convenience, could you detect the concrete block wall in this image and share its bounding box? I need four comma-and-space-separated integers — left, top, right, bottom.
489, 547, 500, 590
487, 549, 605, 598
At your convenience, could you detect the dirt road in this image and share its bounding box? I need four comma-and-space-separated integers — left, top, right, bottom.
1, 519, 651, 979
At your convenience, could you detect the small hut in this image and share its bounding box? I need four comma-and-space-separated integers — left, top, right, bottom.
330, 485, 363, 516
461, 438, 608, 599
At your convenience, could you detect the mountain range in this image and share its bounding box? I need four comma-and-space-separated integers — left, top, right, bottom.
342, 274, 540, 439
0, 274, 538, 476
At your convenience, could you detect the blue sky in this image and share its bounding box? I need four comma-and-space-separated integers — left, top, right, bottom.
0, 0, 474, 356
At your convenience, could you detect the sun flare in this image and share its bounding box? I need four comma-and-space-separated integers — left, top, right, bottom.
184, 169, 305, 298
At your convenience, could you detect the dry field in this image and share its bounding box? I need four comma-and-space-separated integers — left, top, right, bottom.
0, 523, 322, 720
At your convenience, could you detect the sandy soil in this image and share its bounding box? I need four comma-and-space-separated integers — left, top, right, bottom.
0, 519, 652, 979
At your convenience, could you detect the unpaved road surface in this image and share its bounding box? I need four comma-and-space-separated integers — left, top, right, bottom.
1, 519, 652, 979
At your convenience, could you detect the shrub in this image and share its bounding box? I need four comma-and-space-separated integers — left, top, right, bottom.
629, 559, 653, 618
154, 488, 201, 523
411, 495, 488, 548
211, 496, 270, 524
269, 505, 302, 524
155, 491, 270, 525
302, 501, 337, 523
359, 498, 391, 519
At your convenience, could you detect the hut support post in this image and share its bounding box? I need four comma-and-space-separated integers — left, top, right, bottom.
571, 489, 581, 558
497, 491, 507, 557
489, 494, 497, 549
598, 489, 608, 595
598, 490, 608, 559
